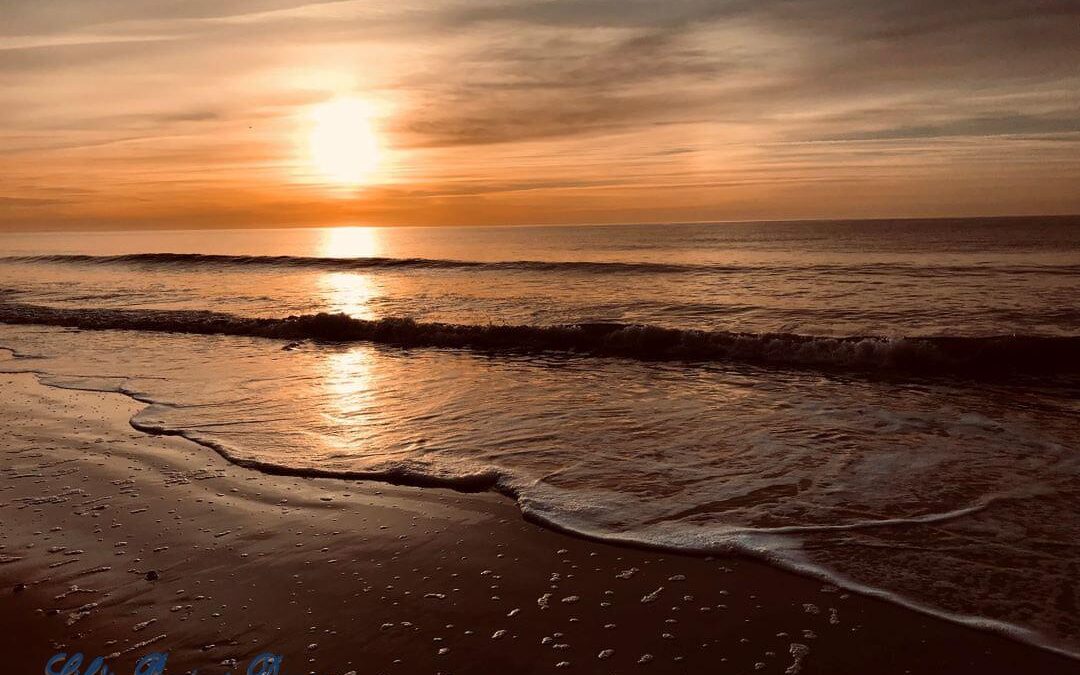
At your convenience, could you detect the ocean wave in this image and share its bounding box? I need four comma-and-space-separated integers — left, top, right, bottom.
4, 252, 1079, 276
1, 253, 696, 274
1, 302, 1076, 378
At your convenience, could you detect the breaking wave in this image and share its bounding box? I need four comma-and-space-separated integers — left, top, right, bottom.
1, 301, 1076, 379
1, 253, 696, 274
5, 252, 1080, 276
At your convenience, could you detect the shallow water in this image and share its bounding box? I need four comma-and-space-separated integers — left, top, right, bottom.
1, 217, 1078, 654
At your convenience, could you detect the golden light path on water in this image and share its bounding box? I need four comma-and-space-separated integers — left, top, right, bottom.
317, 226, 381, 318
317, 227, 381, 445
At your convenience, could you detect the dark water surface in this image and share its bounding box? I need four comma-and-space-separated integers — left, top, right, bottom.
2, 217, 1078, 654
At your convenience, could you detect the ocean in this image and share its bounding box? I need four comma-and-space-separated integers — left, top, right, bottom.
1, 216, 1078, 655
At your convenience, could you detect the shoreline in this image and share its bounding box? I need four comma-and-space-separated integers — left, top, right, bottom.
14, 347, 1079, 663
2, 371, 1077, 674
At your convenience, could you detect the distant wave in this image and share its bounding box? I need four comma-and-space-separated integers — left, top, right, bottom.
1, 253, 697, 274
1, 302, 1076, 379
4, 253, 1079, 276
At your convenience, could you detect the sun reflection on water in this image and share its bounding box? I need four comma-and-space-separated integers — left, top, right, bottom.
315, 227, 385, 450
319, 226, 383, 258
317, 227, 384, 319
322, 347, 376, 424
319, 272, 377, 319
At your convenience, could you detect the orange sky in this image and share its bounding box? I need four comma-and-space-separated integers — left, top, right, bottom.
2, 0, 1079, 230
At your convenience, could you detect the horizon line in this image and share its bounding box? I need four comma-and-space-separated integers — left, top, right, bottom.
4, 212, 1080, 235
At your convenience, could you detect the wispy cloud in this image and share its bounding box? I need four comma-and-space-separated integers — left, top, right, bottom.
1, 0, 1078, 229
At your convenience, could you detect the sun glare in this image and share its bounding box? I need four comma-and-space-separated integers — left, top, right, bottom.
307, 97, 381, 188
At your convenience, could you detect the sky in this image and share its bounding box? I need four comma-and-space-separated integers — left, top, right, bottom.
1, 0, 1079, 230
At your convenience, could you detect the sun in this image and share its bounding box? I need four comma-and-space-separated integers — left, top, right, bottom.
307, 97, 381, 187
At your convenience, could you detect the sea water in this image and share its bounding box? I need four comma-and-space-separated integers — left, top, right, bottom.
1, 217, 1078, 654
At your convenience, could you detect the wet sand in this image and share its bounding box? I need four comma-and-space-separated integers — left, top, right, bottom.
1, 372, 1076, 675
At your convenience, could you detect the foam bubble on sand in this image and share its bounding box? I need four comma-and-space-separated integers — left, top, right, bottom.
785, 643, 810, 674
641, 587, 664, 603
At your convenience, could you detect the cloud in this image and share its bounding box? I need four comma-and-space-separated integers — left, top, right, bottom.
821, 115, 1080, 142
396, 27, 734, 147
1, 0, 1078, 229
0, 1, 359, 36
388, 0, 1080, 151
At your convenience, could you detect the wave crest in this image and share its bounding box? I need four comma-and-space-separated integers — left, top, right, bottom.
1, 302, 1076, 379
5, 252, 1079, 276
1, 253, 694, 274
